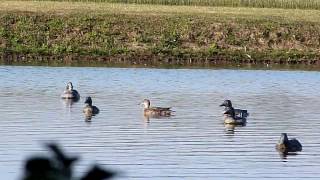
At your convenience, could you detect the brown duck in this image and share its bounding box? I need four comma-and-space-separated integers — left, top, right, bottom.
141, 99, 173, 117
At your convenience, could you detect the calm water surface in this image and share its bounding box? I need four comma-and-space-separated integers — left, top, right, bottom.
0, 66, 320, 179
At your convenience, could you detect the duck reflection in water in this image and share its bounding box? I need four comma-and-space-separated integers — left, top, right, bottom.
277, 150, 299, 160
85, 115, 93, 123
224, 124, 236, 134
142, 114, 173, 127
276, 133, 302, 158
62, 99, 76, 108
22, 143, 115, 180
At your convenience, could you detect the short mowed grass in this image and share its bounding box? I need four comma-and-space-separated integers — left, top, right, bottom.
10, 0, 320, 10
2, 1, 320, 23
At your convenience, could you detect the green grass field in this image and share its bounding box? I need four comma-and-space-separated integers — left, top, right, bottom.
10, 0, 320, 10
1, 1, 320, 23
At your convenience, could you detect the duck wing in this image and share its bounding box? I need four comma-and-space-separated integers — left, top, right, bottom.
152, 107, 172, 111
92, 106, 100, 114
145, 107, 173, 117
288, 139, 302, 152
72, 90, 80, 95
234, 109, 249, 118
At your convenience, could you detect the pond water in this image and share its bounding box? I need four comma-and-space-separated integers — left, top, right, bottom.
1, 66, 320, 180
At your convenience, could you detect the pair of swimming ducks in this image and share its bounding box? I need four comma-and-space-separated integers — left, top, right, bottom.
61, 82, 302, 154
220, 99, 302, 154
61, 82, 99, 117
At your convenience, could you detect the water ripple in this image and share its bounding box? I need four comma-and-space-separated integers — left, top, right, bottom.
0, 66, 320, 179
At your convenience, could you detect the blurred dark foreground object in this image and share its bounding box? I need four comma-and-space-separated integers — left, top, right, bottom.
23, 143, 115, 180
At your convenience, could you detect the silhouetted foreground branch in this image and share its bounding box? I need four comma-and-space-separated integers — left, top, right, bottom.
23, 143, 115, 180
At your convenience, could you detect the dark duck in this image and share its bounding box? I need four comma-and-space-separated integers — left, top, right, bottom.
83, 97, 100, 117
219, 100, 248, 125
276, 133, 302, 153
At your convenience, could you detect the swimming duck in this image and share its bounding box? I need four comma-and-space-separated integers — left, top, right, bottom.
220, 100, 248, 125
141, 99, 173, 117
61, 82, 80, 101
83, 97, 99, 117
276, 133, 302, 153
220, 100, 249, 118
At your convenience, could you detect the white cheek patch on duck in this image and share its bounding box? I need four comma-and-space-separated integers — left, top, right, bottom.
143, 102, 149, 108
67, 84, 73, 91
142, 100, 151, 109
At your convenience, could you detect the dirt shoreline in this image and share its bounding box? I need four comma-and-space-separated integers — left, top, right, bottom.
1, 53, 320, 69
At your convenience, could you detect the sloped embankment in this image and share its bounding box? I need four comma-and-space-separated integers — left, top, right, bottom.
1, 11, 320, 67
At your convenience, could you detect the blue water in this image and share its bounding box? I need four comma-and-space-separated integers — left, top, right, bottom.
1, 66, 320, 179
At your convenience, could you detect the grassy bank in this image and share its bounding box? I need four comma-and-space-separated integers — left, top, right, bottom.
1, 1, 320, 67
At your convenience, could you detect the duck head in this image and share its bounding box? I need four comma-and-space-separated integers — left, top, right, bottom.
279, 133, 289, 144
85, 97, 93, 106
66, 82, 74, 91
220, 100, 233, 107
142, 99, 151, 109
